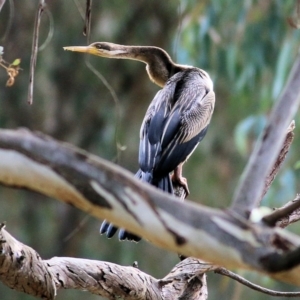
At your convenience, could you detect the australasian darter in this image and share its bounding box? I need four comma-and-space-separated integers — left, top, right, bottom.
64, 42, 215, 242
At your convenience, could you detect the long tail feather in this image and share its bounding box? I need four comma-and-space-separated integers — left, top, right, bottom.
100, 170, 173, 242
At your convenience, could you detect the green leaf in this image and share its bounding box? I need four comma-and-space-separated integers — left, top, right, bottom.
11, 58, 21, 66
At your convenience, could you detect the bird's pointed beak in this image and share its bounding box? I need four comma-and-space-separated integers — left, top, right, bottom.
63, 46, 98, 56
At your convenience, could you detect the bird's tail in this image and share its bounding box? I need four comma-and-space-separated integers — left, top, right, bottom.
104, 169, 173, 242
135, 169, 173, 194
116, 169, 173, 242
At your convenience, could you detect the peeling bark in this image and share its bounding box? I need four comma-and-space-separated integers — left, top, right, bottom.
1, 129, 300, 288
0, 224, 56, 299
0, 225, 208, 299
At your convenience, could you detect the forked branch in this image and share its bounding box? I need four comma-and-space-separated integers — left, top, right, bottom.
1, 129, 300, 285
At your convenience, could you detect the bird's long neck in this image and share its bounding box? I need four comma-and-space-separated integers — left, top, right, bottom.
110, 45, 186, 87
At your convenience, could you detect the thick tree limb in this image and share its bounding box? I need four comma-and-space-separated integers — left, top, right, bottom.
232, 55, 300, 215
0, 223, 56, 299
1, 129, 300, 285
2, 224, 300, 299
0, 225, 208, 300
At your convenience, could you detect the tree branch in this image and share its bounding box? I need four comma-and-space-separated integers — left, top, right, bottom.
0, 0, 6, 12
260, 121, 295, 201
3, 222, 300, 299
0, 223, 56, 299
215, 267, 300, 297
28, 0, 46, 105
263, 195, 300, 228
232, 55, 300, 216
1, 129, 300, 284
0, 225, 208, 300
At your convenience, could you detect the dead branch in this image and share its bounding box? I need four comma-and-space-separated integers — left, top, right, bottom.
28, 0, 46, 105
0, 223, 56, 299
0, 0, 6, 12
260, 121, 295, 201
232, 55, 300, 216
83, 0, 92, 37
0, 225, 208, 300
214, 268, 300, 297
264, 195, 300, 228
1, 129, 300, 285
2, 223, 300, 299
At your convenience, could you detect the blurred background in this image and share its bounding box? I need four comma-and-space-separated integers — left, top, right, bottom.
1, 0, 300, 299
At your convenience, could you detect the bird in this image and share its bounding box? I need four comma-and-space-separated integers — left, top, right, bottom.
64, 42, 215, 242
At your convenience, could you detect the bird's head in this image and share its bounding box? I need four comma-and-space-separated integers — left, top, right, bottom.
64, 42, 181, 87
63, 42, 127, 58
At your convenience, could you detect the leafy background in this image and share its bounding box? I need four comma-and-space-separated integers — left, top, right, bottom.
1, 1, 300, 299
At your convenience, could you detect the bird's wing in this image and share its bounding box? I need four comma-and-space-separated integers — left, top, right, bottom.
139, 72, 215, 177
179, 89, 215, 143
154, 88, 215, 175
138, 89, 173, 172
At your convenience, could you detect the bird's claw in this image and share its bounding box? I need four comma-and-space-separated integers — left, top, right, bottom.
171, 174, 190, 196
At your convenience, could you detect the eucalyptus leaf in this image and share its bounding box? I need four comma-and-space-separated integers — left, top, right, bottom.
11, 58, 21, 66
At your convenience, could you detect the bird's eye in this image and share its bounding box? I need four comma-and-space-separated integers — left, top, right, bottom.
94, 43, 110, 51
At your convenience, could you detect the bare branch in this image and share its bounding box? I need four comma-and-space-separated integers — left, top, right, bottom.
0, 225, 208, 300
0, 224, 56, 299
1, 129, 300, 284
232, 55, 300, 216
83, 0, 92, 37
261, 121, 295, 200
215, 268, 300, 297
0, 0, 14, 41
263, 195, 300, 228
0, 0, 6, 12
28, 0, 46, 105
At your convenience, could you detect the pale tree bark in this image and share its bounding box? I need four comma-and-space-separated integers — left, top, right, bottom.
0, 79, 299, 298
231, 54, 300, 215
0, 124, 300, 292
0, 224, 209, 299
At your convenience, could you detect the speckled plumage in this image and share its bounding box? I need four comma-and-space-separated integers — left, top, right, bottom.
138, 68, 214, 191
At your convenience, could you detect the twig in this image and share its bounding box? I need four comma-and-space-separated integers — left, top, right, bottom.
261, 194, 300, 228
72, 0, 85, 20
173, 0, 183, 61
232, 54, 300, 216
0, 0, 6, 12
215, 268, 300, 297
38, 7, 54, 52
83, 0, 92, 36
27, 0, 46, 105
278, 207, 300, 228
63, 214, 90, 242
0, 0, 14, 42
83, 59, 125, 163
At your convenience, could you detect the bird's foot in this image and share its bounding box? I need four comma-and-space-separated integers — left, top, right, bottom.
171, 173, 190, 196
